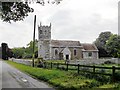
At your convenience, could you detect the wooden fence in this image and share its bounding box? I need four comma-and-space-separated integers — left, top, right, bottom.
43, 62, 120, 82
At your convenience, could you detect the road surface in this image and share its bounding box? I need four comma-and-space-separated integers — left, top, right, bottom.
0, 60, 54, 89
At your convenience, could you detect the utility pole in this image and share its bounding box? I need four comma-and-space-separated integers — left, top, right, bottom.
32, 15, 36, 67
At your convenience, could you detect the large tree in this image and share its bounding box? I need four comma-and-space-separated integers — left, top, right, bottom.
1, 2, 34, 22
12, 47, 25, 58
94, 31, 112, 57
105, 34, 120, 58
0, 0, 62, 23
12, 40, 38, 59
94, 31, 112, 49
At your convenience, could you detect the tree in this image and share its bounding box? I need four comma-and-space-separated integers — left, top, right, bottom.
94, 31, 112, 57
12, 47, 25, 58
1, 2, 34, 23
105, 34, 120, 58
94, 31, 112, 49
12, 40, 38, 59
24, 39, 38, 58
0, 0, 62, 23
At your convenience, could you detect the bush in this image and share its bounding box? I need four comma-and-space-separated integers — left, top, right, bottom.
114, 72, 120, 82
104, 61, 115, 64
23, 53, 32, 58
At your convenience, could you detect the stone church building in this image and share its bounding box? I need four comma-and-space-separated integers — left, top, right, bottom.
38, 23, 98, 60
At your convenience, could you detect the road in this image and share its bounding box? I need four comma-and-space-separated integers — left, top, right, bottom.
0, 60, 54, 89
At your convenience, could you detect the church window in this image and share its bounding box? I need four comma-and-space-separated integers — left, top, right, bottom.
74, 49, 77, 56
88, 52, 92, 57
55, 49, 58, 55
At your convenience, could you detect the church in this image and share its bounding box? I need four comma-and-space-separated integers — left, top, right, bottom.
38, 23, 98, 60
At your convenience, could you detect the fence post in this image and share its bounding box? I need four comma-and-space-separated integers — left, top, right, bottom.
93, 65, 95, 74
112, 66, 115, 82
51, 62, 52, 69
66, 63, 68, 71
78, 64, 79, 74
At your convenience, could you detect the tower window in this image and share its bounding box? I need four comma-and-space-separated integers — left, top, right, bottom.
40, 30, 42, 34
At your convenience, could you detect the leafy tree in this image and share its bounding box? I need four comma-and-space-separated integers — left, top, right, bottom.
94, 31, 112, 49
1, 2, 34, 23
105, 34, 120, 58
12, 47, 25, 58
94, 31, 112, 57
24, 39, 38, 58
0, 0, 62, 22
12, 40, 38, 59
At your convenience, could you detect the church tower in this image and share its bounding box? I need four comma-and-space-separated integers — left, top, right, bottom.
38, 22, 51, 60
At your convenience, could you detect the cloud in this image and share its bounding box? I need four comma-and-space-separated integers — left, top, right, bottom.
47, 7, 117, 43
0, 0, 118, 48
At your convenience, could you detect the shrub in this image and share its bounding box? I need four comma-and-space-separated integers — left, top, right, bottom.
104, 61, 115, 64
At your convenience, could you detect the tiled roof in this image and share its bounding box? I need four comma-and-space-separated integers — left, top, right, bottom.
51, 40, 81, 47
81, 43, 98, 51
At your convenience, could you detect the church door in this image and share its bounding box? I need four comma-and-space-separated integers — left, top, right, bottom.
66, 55, 69, 60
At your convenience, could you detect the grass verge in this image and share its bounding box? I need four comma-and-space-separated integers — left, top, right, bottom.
6, 60, 120, 90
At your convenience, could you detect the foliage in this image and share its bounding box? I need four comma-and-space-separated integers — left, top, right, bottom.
1, 2, 34, 23
23, 39, 38, 58
97, 47, 111, 57
12, 39, 38, 59
94, 31, 112, 49
0, 0, 63, 23
105, 34, 120, 58
94, 31, 112, 57
12, 47, 25, 58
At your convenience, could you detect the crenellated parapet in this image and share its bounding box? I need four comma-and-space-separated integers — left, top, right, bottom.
38, 22, 51, 40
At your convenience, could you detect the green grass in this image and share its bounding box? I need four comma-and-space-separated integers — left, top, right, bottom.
6, 60, 100, 90
6, 60, 120, 90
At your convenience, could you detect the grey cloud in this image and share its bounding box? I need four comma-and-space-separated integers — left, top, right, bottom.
47, 10, 117, 43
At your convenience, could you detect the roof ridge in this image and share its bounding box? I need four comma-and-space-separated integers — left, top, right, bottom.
51, 39, 80, 42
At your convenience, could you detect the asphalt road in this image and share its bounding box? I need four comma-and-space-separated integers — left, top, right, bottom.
0, 60, 54, 89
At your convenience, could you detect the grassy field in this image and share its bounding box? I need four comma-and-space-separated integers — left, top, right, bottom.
6, 60, 120, 90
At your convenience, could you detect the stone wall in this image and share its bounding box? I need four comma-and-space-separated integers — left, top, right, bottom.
70, 58, 120, 65
10, 58, 31, 66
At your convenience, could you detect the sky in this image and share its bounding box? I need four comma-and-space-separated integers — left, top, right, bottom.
0, 0, 119, 48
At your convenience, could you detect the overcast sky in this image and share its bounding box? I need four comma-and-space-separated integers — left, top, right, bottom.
0, 0, 119, 48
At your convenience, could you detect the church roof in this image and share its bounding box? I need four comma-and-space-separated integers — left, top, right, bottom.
51, 40, 81, 47
81, 43, 98, 51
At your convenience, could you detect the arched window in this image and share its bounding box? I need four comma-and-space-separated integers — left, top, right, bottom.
74, 49, 77, 56
55, 49, 58, 55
